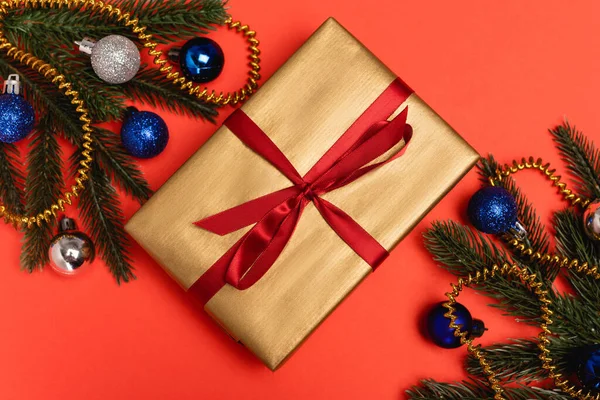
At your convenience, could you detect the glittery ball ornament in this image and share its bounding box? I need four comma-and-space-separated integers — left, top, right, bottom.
426, 302, 486, 349
49, 217, 95, 276
121, 107, 169, 159
0, 74, 35, 143
583, 200, 600, 241
467, 186, 519, 235
578, 346, 600, 390
77, 35, 140, 84
168, 37, 224, 83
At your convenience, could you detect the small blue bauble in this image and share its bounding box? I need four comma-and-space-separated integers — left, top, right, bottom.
121, 108, 169, 159
468, 186, 518, 234
426, 302, 474, 349
579, 347, 600, 390
0, 93, 35, 143
179, 37, 224, 83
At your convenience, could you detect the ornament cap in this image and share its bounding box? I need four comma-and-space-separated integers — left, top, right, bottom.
509, 220, 528, 241
75, 37, 96, 55
3, 74, 22, 95
124, 106, 139, 120
469, 319, 487, 339
58, 216, 77, 232
167, 47, 181, 63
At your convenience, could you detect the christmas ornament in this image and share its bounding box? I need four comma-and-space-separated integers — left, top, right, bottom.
0, 74, 35, 143
468, 186, 526, 237
49, 217, 95, 275
425, 302, 485, 349
76, 35, 141, 84
578, 346, 600, 390
168, 37, 225, 83
121, 107, 169, 159
583, 199, 600, 241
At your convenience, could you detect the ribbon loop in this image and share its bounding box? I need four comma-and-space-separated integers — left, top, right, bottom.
192, 79, 414, 300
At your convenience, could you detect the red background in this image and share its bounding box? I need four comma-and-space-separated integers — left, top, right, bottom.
1, 1, 599, 399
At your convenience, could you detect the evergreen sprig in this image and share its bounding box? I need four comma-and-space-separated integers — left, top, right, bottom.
21, 116, 63, 272
3, 0, 228, 45
410, 123, 600, 399
78, 160, 135, 284
0, 142, 25, 215
125, 67, 218, 120
554, 209, 600, 301
551, 122, 600, 199
424, 221, 543, 323
0, 0, 227, 282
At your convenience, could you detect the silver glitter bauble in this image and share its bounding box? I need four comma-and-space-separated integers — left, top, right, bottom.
49, 217, 95, 275
583, 200, 600, 241
90, 35, 140, 84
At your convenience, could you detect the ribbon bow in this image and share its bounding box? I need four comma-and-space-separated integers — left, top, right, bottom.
192, 79, 413, 301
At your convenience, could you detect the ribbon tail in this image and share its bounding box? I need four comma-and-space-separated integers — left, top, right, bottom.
313, 197, 388, 269
188, 235, 246, 304
303, 79, 413, 183
326, 123, 413, 192
226, 196, 305, 290
194, 186, 300, 235
312, 108, 410, 192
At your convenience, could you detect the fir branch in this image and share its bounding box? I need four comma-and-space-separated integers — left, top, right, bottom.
63, 125, 151, 204
464, 338, 584, 384
3, 0, 228, 45
478, 156, 555, 279
465, 339, 543, 383
125, 67, 218, 120
424, 221, 543, 322
551, 122, 600, 199
89, 128, 152, 203
552, 294, 600, 342
554, 208, 600, 307
77, 159, 135, 283
0, 143, 25, 215
122, 0, 229, 43
407, 380, 569, 400
20, 119, 63, 272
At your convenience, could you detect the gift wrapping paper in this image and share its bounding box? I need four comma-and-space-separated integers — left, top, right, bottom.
125, 17, 479, 370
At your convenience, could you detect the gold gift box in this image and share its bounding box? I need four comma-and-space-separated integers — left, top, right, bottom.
125, 18, 479, 370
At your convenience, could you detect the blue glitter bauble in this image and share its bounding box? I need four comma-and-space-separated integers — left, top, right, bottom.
426, 302, 473, 349
0, 93, 35, 143
468, 186, 518, 234
179, 38, 224, 83
121, 109, 169, 159
579, 348, 600, 390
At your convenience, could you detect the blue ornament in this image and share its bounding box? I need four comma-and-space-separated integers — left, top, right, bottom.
426, 302, 485, 349
0, 75, 35, 144
169, 37, 225, 83
121, 108, 169, 159
468, 186, 519, 235
579, 347, 600, 390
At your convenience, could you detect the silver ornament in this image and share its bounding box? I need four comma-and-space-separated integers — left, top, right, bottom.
89, 35, 140, 84
49, 217, 95, 275
583, 199, 600, 241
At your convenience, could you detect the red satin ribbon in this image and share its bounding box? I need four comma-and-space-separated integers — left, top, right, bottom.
190, 79, 413, 304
